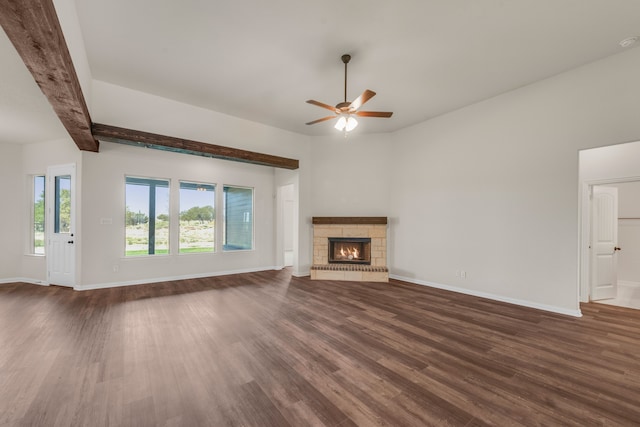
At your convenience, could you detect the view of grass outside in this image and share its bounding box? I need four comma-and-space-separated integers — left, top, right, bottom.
179, 182, 215, 253
125, 177, 170, 256
125, 178, 217, 256
125, 218, 170, 255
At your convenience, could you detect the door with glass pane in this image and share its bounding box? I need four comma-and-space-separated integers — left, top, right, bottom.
46, 164, 76, 287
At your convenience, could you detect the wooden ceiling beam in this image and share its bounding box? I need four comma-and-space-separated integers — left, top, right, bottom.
0, 0, 98, 151
92, 123, 299, 170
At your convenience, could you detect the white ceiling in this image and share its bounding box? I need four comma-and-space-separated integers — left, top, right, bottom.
2, 0, 640, 143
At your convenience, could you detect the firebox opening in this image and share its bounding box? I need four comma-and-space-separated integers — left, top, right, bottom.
328, 237, 371, 265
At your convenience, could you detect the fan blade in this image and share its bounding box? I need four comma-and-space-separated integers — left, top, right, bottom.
349, 89, 376, 111
306, 100, 339, 113
355, 111, 393, 118
306, 116, 336, 125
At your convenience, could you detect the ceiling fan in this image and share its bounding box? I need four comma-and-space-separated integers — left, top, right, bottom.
306, 54, 393, 131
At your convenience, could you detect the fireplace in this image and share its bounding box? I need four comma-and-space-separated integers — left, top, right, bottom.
328, 237, 371, 265
311, 217, 388, 282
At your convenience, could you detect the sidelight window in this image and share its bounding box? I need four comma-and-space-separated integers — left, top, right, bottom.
32, 175, 46, 255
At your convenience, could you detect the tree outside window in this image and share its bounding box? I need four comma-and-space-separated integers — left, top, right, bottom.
33, 175, 45, 255
179, 182, 215, 253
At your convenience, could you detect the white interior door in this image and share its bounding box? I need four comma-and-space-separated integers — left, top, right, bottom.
46, 164, 76, 287
591, 186, 619, 300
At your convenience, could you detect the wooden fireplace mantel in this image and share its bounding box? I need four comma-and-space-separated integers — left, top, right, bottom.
312, 217, 387, 225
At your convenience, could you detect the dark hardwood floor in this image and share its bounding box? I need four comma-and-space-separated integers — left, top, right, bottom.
1, 270, 639, 426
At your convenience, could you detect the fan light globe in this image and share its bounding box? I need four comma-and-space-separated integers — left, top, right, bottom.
345, 116, 358, 131
334, 115, 358, 132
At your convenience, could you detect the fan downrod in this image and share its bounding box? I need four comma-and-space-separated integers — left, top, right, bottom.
341, 54, 351, 103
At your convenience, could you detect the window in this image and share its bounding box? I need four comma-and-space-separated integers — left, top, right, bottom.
179, 182, 215, 253
54, 175, 71, 234
32, 175, 45, 255
223, 186, 253, 251
125, 177, 170, 256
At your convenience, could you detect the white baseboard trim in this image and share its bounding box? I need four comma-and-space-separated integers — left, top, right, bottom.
74, 266, 281, 291
618, 280, 640, 288
0, 278, 49, 286
292, 269, 310, 278
390, 274, 583, 318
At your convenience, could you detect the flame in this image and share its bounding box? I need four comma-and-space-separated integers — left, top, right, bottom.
337, 245, 360, 260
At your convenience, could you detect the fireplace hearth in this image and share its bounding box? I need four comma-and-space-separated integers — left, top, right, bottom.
328, 237, 371, 265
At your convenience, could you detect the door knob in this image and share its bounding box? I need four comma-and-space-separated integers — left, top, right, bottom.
68, 240, 74, 244
614, 246, 621, 251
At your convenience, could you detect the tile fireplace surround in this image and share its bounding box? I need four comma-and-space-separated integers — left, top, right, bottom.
311, 217, 389, 282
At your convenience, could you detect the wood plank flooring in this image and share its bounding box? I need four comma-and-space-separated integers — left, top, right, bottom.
1, 269, 640, 426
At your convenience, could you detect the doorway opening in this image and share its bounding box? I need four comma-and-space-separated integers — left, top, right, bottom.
277, 183, 296, 268
589, 182, 640, 309
579, 141, 640, 310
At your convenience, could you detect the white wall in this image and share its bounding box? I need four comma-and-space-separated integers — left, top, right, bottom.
80, 142, 277, 287
615, 181, 640, 284
580, 141, 640, 183
309, 132, 392, 216
616, 181, 640, 218
87, 80, 313, 283
618, 221, 640, 284
0, 144, 22, 281
386, 47, 640, 316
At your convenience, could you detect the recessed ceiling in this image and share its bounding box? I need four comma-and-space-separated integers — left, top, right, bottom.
2, 0, 640, 143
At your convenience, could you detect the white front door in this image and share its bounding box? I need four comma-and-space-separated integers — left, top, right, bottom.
590, 186, 619, 300
46, 164, 76, 287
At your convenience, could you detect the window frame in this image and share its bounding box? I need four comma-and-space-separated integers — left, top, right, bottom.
125, 175, 171, 257
178, 180, 216, 255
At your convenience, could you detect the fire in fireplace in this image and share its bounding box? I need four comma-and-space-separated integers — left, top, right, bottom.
328, 237, 371, 265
